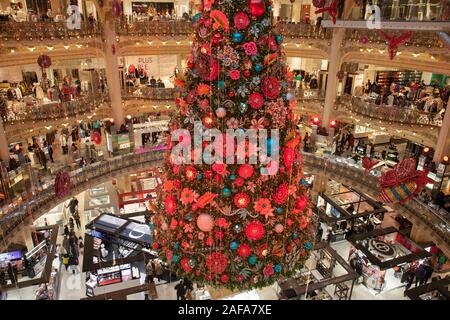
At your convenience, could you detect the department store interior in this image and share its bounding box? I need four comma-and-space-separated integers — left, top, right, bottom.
0, 0, 449, 301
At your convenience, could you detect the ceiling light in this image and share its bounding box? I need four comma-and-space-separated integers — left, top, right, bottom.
162, 41, 166, 45
176, 41, 181, 45
367, 48, 372, 53
10, 49, 15, 53
147, 41, 153, 45
378, 49, 385, 54
28, 47, 35, 52
75, 44, 83, 48
396, 52, 401, 56
296, 43, 300, 48
135, 42, 140, 45
47, 46, 54, 51
64, 45, 70, 50
412, 53, 420, 58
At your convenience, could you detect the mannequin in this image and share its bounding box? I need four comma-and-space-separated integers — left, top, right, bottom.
100, 243, 109, 258
34, 83, 45, 103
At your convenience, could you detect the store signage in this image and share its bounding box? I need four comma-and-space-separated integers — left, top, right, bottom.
119, 143, 131, 150
127, 224, 150, 240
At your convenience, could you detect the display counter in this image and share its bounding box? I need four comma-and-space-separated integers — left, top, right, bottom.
85, 263, 141, 297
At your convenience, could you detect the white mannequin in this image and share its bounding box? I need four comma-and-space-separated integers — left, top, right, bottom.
100, 243, 109, 258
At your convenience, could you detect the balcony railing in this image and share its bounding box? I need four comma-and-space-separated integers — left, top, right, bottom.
275, 22, 332, 40
122, 87, 179, 100
335, 1, 448, 22
345, 28, 445, 49
1, 150, 448, 254
116, 19, 193, 37
339, 95, 444, 127
0, 21, 103, 41
0, 150, 165, 243
3, 93, 109, 124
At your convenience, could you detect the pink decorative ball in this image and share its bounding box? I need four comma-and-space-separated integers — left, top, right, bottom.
274, 224, 284, 234
197, 213, 214, 232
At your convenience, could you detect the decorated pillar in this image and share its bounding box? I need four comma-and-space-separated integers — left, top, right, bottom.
104, 19, 124, 126
0, 119, 9, 166
50, 0, 61, 13
433, 96, 450, 164
311, 172, 327, 203
323, 28, 345, 126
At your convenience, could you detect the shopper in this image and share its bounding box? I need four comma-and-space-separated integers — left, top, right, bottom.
7, 262, 17, 285
73, 211, 81, 230
175, 280, 186, 300
62, 254, 70, 271
422, 264, 434, 285
414, 264, 426, 287
63, 224, 69, 237
184, 278, 193, 299
146, 260, 155, 283
69, 217, 75, 232
154, 261, 163, 282
47, 144, 54, 163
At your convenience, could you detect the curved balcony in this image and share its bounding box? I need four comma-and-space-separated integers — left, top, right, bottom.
0, 150, 448, 257
345, 28, 446, 49
339, 95, 444, 127
116, 19, 193, 38
275, 22, 332, 40
0, 150, 165, 246
122, 87, 179, 101
3, 93, 108, 124
0, 21, 103, 42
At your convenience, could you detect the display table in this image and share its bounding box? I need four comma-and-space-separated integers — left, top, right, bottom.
334, 283, 349, 300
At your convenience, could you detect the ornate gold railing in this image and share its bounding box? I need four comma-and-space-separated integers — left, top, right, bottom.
0, 21, 103, 41
1, 151, 448, 255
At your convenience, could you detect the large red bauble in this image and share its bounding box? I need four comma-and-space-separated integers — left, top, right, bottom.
238, 164, 254, 179
245, 221, 265, 241
248, 0, 266, 17
295, 196, 308, 211
237, 244, 251, 257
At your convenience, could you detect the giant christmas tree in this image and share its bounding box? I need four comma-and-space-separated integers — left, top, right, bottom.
153, 0, 315, 290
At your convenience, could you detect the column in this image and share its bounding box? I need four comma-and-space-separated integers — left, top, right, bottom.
50, 0, 62, 13
323, 28, 345, 126
104, 20, 124, 127
311, 172, 327, 203
433, 96, 450, 164
0, 119, 9, 166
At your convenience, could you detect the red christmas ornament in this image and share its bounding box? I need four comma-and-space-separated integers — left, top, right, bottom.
379, 31, 413, 60
205, 252, 228, 274
237, 244, 252, 257
238, 164, 254, 179
234, 193, 250, 208
248, 0, 266, 17
185, 166, 197, 181
312, 0, 325, 8
37, 54, 52, 68
181, 258, 193, 272
165, 195, 177, 215
295, 196, 308, 211
228, 91, 235, 97
245, 221, 265, 241
315, 0, 340, 24
243, 70, 251, 78
202, 112, 215, 128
